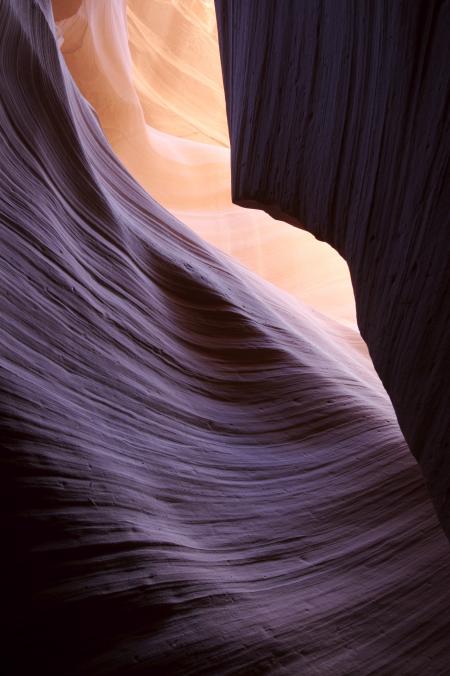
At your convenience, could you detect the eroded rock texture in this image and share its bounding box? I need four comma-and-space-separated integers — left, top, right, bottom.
1, 1, 450, 674
215, 0, 450, 533
54, 0, 357, 327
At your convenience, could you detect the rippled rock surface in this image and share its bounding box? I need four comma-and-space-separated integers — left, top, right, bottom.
1, 1, 450, 674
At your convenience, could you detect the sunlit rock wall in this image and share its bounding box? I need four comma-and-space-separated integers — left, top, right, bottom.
54, 0, 357, 327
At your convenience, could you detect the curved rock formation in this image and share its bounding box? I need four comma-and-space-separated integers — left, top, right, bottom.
1, 0, 450, 674
215, 0, 450, 534
54, 0, 357, 327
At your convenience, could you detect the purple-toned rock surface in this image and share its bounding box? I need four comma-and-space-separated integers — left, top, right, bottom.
215, 0, 450, 535
1, 1, 450, 673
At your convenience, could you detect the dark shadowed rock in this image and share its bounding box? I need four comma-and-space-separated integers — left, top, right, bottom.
215, 0, 450, 536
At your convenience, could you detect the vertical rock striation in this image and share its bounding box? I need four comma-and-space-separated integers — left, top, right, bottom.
215, 0, 450, 534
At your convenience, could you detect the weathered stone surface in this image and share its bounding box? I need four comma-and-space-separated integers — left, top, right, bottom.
1, 1, 450, 673
215, 0, 450, 534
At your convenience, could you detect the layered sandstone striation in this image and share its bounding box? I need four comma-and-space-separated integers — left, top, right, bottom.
215, 0, 450, 534
54, 0, 357, 327
1, 1, 449, 674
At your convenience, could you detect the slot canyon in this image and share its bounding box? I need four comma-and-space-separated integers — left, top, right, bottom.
1, 1, 449, 674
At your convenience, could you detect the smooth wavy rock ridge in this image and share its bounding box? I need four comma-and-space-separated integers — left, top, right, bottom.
1, 1, 450, 674
215, 0, 450, 535
54, 0, 357, 328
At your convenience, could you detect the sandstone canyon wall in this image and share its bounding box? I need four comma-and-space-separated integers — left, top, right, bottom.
1, 1, 449, 674
53, 0, 358, 328
215, 0, 450, 535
